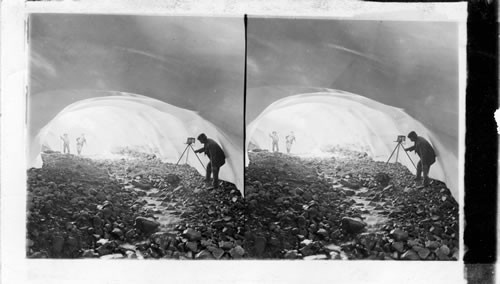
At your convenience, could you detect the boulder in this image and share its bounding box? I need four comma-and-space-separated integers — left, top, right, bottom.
229, 245, 245, 259
182, 228, 202, 241
284, 250, 300, 259
81, 249, 97, 258
391, 242, 405, 253
186, 241, 199, 252
401, 250, 420, 260
219, 241, 234, 250
209, 247, 225, 259
134, 217, 160, 234
111, 228, 123, 238
341, 217, 366, 234
166, 174, 181, 185
344, 189, 355, 196
390, 229, 409, 242
316, 228, 328, 238
195, 249, 214, 260
413, 246, 430, 259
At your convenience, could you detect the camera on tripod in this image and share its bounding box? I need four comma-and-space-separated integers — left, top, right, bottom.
177, 137, 205, 169
385, 134, 416, 170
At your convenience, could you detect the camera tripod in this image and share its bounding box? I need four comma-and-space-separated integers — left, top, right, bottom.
176, 142, 206, 169
385, 139, 417, 170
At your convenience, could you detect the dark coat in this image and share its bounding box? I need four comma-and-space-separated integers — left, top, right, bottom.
406, 136, 436, 166
197, 138, 226, 167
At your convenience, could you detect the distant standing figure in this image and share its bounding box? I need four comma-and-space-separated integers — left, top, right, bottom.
194, 133, 226, 189
269, 131, 280, 152
76, 134, 87, 155
60, 133, 70, 154
285, 131, 296, 154
404, 131, 436, 186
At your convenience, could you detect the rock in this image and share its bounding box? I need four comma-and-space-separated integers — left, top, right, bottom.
413, 246, 430, 259
299, 244, 314, 256
82, 249, 97, 258
134, 217, 160, 234
195, 250, 214, 260
182, 228, 202, 241
229, 245, 245, 259
391, 242, 405, 253
375, 173, 391, 186
425, 241, 440, 250
436, 249, 450, 260
66, 236, 78, 247
125, 229, 137, 240
186, 241, 199, 252
382, 184, 393, 191
209, 247, 225, 259
92, 215, 103, 227
30, 251, 49, 258
303, 254, 328, 260
438, 245, 450, 256
407, 239, 422, 247
96, 244, 113, 256
100, 253, 125, 259
329, 251, 342, 260
254, 236, 267, 256
401, 250, 420, 260
219, 241, 234, 250
151, 232, 175, 250
344, 190, 355, 196
325, 244, 342, 252
111, 228, 123, 238
166, 174, 181, 185
316, 228, 328, 238
340, 179, 361, 189
201, 239, 215, 247
284, 250, 300, 259
341, 217, 366, 234
96, 192, 106, 201
390, 229, 409, 241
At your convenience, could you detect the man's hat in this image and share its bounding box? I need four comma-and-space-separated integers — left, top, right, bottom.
407, 131, 417, 139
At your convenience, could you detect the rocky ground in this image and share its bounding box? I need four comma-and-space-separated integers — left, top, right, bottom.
27, 152, 245, 259
244, 150, 459, 260
27, 148, 459, 261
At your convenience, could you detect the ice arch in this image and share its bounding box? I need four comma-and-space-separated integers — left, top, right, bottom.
247, 91, 458, 200
30, 94, 243, 191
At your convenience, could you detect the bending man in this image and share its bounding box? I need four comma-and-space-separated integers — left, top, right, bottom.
404, 131, 436, 186
195, 133, 226, 189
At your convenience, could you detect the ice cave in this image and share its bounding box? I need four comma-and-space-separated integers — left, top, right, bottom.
28, 92, 243, 191
247, 90, 459, 199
